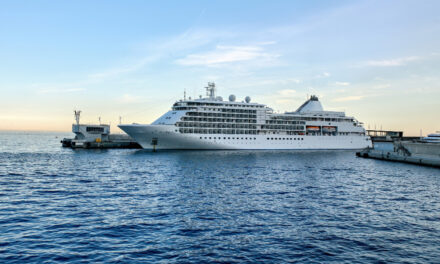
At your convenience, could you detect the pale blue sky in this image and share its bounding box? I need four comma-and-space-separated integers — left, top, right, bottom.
1, 0, 439, 135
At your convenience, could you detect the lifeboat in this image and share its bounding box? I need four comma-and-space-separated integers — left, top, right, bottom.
322, 126, 337, 133
306, 126, 321, 132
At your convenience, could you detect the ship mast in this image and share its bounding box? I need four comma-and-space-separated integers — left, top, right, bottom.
205, 82, 216, 99
74, 110, 81, 125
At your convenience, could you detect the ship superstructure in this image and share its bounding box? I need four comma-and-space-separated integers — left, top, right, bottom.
119, 83, 372, 150
422, 132, 440, 143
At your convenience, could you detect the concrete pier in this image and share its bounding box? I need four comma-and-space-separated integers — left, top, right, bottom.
61, 111, 141, 149
61, 134, 141, 149
357, 141, 440, 168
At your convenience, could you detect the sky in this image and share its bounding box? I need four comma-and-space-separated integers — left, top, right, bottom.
0, 0, 439, 136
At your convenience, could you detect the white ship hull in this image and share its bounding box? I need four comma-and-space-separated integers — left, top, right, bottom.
119, 124, 372, 150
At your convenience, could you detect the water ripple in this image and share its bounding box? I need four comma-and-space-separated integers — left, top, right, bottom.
0, 132, 440, 263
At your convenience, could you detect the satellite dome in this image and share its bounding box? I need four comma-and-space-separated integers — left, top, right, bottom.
229, 94, 236, 102
245, 96, 251, 103
216, 96, 223, 101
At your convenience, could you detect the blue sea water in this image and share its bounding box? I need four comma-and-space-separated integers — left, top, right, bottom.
0, 131, 439, 263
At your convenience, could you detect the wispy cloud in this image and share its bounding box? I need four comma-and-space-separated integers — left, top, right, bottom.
88, 29, 237, 80
257, 89, 300, 106
366, 56, 420, 67
36, 86, 86, 94
175, 45, 278, 66
315, 72, 331, 78
277, 89, 297, 97
373, 84, 391, 89
333, 95, 365, 102
88, 56, 160, 80
334, 81, 350, 86
118, 94, 142, 103
237, 78, 301, 88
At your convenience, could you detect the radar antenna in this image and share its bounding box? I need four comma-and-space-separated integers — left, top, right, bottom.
205, 82, 216, 99
74, 110, 81, 125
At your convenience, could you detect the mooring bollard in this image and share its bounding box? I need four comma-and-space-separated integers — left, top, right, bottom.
151, 138, 158, 152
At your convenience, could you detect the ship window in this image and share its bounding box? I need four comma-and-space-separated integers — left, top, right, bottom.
301, 138, 304, 140
209, 137, 211, 139
86, 127, 104, 133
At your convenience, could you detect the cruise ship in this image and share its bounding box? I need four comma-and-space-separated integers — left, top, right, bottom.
119, 83, 372, 150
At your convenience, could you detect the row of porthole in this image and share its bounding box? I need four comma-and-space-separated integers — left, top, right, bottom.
267, 138, 304, 141
200, 136, 257, 140
198, 136, 305, 141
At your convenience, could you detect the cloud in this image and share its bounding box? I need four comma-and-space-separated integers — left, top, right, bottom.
88, 29, 237, 80
275, 78, 301, 85
175, 45, 278, 66
315, 72, 331, 78
119, 94, 142, 103
37, 87, 85, 94
238, 78, 301, 88
373, 84, 391, 89
88, 56, 159, 80
257, 41, 277, 45
334, 81, 350, 86
333, 95, 365, 102
32, 79, 99, 94
366, 56, 420, 67
257, 89, 300, 106
277, 89, 297, 97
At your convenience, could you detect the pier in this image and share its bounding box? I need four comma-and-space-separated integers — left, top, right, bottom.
357, 130, 440, 168
61, 111, 141, 149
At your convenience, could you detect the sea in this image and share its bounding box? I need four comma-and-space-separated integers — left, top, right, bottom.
1, 131, 439, 263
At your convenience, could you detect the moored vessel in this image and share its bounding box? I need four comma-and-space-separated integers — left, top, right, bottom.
421, 132, 440, 143
119, 83, 372, 150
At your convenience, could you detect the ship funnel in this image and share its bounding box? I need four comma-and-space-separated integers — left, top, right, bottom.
296, 96, 323, 113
